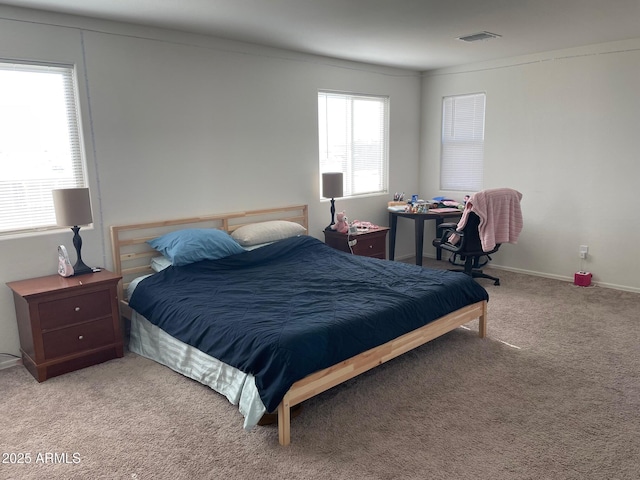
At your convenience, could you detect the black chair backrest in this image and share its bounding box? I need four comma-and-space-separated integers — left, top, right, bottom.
462, 212, 485, 254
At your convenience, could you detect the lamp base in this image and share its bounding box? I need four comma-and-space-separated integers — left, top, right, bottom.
70, 225, 93, 276
72, 262, 94, 276
326, 198, 336, 232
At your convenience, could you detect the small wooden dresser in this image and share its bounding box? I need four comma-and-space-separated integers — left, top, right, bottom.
323, 227, 390, 260
6, 270, 123, 382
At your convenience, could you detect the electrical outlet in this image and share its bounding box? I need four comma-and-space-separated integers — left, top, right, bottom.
579, 245, 588, 259
348, 239, 357, 247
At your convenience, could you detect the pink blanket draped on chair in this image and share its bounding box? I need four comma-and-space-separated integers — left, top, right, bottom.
450, 188, 523, 252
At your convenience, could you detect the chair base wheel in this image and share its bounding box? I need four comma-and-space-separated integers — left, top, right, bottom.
448, 268, 500, 286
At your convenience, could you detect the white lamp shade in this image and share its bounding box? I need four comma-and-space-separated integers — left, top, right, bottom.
322, 172, 343, 199
52, 188, 93, 227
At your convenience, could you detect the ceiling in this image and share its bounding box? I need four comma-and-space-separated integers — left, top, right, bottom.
4, 0, 640, 71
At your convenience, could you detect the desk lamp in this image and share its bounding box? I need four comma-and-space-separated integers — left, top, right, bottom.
322, 172, 344, 231
52, 187, 94, 276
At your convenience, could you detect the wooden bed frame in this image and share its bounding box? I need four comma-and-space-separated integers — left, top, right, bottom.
110, 204, 487, 446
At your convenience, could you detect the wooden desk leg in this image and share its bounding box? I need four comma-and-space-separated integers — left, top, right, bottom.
388, 212, 398, 261
435, 218, 444, 261
415, 218, 425, 266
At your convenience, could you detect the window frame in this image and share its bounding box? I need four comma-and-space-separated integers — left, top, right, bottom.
318, 90, 389, 199
0, 59, 88, 238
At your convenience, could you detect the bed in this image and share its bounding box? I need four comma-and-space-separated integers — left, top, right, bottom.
110, 204, 489, 445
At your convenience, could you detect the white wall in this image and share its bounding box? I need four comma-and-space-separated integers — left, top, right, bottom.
421, 39, 640, 292
0, 6, 421, 356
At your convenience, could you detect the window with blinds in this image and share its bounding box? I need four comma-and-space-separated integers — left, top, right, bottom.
0, 61, 87, 237
318, 91, 389, 197
440, 93, 485, 192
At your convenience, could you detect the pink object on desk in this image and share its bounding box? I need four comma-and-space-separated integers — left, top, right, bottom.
428, 208, 461, 213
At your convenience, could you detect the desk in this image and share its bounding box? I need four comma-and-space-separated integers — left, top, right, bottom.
388, 209, 462, 266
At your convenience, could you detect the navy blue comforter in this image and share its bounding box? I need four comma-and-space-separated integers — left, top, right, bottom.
129, 236, 488, 412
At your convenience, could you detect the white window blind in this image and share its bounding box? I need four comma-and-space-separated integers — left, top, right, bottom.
441, 93, 485, 191
318, 91, 389, 197
0, 61, 86, 236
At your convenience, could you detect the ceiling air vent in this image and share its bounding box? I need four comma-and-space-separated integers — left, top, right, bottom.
457, 31, 501, 42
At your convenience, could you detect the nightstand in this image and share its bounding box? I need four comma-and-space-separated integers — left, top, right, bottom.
323, 227, 390, 259
6, 270, 124, 382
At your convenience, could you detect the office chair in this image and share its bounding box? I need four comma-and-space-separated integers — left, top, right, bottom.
433, 212, 501, 285
432, 188, 523, 286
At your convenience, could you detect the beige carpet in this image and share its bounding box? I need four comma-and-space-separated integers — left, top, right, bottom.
1, 260, 639, 480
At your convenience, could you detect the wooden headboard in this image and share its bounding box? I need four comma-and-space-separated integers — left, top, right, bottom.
110, 204, 308, 317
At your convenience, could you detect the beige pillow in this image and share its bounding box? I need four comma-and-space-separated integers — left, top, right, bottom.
231, 220, 306, 247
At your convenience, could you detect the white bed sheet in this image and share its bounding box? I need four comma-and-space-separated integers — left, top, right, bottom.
127, 276, 267, 430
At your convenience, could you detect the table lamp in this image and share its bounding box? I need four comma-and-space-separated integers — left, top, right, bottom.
52, 187, 94, 276
322, 172, 343, 231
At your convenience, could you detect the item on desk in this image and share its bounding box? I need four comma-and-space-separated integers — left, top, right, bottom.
430, 196, 465, 210
429, 207, 463, 213
432, 196, 454, 202
409, 202, 430, 214
392, 192, 405, 202
387, 205, 407, 212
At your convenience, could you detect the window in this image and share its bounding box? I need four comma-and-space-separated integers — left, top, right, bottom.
0, 61, 86, 237
440, 93, 485, 191
318, 91, 389, 197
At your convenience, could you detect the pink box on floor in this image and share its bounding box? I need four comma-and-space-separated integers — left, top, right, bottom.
574, 271, 592, 287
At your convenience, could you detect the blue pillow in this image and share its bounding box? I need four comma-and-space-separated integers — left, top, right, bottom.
147, 229, 245, 266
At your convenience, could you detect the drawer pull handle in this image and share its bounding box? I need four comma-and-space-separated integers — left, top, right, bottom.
74, 307, 80, 312
369, 245, 373, 248
78, 335, 84, 340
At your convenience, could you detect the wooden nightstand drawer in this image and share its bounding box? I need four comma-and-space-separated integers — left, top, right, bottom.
39, 289, 113, 331
352, 235, 386, 258
42, 317, 116, 360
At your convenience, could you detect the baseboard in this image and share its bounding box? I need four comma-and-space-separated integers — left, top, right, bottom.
0, 357, 21, 371
486, 264, 573, 282
486, 264, 640, 294
589, 281, 640, 294
393, 253, 416, 262
420, 255, 640, 294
